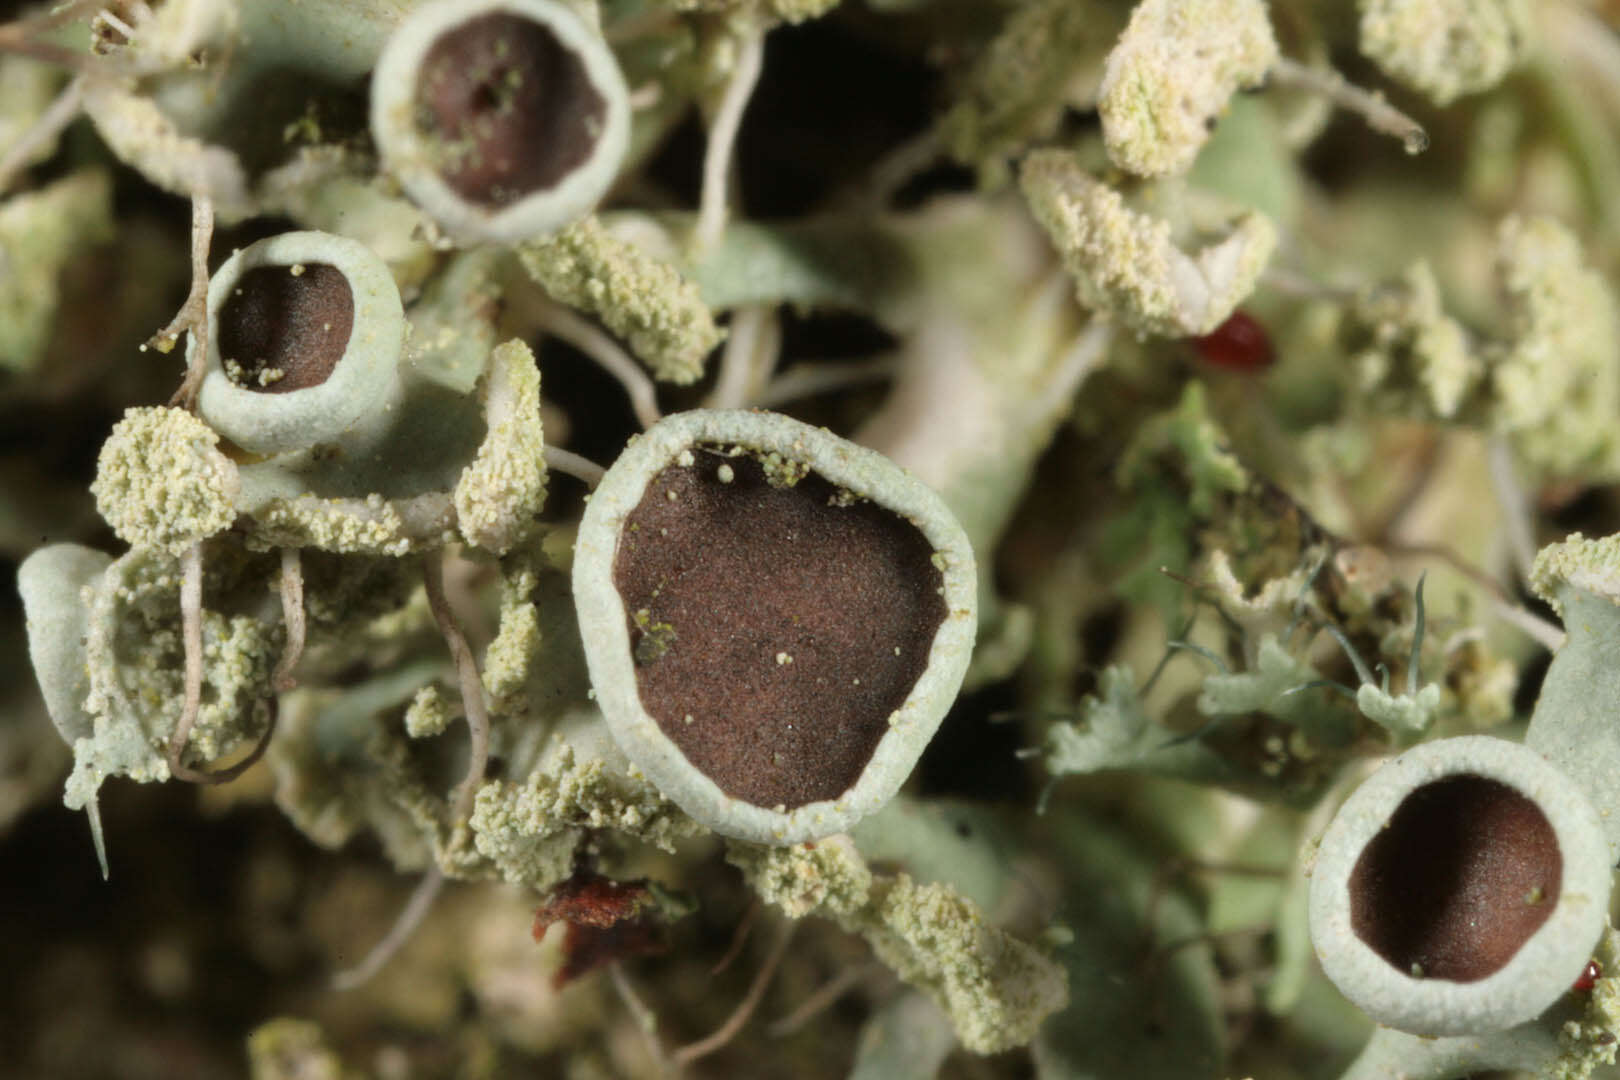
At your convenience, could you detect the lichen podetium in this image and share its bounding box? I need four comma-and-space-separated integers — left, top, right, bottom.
6, 0, 1620, 1076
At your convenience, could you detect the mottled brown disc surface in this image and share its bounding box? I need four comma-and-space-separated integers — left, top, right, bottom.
415, 13, 606, 207
1349, 774, 1562, 982
612, 447, 947, 810
217, 264, 354, 393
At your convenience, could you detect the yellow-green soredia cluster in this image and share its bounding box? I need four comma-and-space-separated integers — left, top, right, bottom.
90, 406, 240, 555
939, 0, 1121, 185
520, 217, 723, 384
455, 340, 548, 554
469, 727, 704, 890
1530, 533, 1620, 616
1020, 149, 1275, 336
68, 549, 279, 809
730, 836, 1069, 1054
1489, 216, 1620, 478
1359, 0, 1533, 106
1099, 0, 1278, 177
1348, 260, 1478, 419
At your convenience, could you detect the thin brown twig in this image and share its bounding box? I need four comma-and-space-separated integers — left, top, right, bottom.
271, 548, 305, 692
767, 961, 881, 1038
1382, 542, 1510, 604
0, 33, 96, 71
673, 919, 795, 1068
165, 544, 277, 785
331, 866, 446, 991
1382, 540, 1565, 650
10, 0, 106, 38
165, 542, 206, 779
693, 23, 764, 256
710, 899, 759, 976
0, 0, 119, 73
168, 699, 280, 785
158, 194, 215, 409
0, 73, 85, 194
609, 962, 670, 1074
424, 552, 491, 824
543, 444, 607, 488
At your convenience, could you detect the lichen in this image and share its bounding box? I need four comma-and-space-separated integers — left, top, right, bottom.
91, 406, 240, 556
1488, 216, 1620, 478
68, 547, 279, 811
1021, 149, 1275, 336
247, 1017, 353, 1080
1359, 0, 1532, 106
248, 493, 454, 556
1045, 665, 1163, 775
0, 54, 65, 173
728, 833, 873, 919
939, 0, 1119, 186
0, 170, 116, 372
1354, 680, 1442, 738
519, 216, 722, 385
403, 683, 452, 738
1553, 928, 1620, 1079
482, 554, 544, 718
1531, 532, 1620, 615
469, 726, 704, 890
864, 874, 1066, 1055
1345, 260, 1480, 420
12, 0, 1620, 1071
81, 84, 252, 219
1098, 0, 1278, 177
1117, 382, 1249, 518
455, 340, 548, 555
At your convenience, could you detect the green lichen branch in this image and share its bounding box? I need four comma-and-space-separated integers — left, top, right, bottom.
1020, 149, 1275, 337
519, 215, 724, 385
729, 836, 1068, 1055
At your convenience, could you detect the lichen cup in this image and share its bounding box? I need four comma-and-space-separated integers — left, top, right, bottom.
370, 0, 630, 245
573, 409, 978, 844
195, 231, 406, 457
1309, 735, 1611, 1036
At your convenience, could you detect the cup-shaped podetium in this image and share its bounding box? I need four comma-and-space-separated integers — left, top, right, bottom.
573, 410, 978, 844
195, 231, 406, 458
1309, 735, 1612, 1036
370, 0, 630, 245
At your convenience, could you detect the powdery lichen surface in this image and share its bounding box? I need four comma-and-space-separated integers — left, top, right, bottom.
1099, 0, 1278, 177
91, 406, 239, 555
730, 837, 1068, 1054
1359, 0, 1532, 106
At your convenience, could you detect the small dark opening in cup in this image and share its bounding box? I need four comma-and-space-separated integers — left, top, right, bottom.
1348, 774, 1562, 982
415, 12, 607, 207
613, 446, 947, 810
218, 263, 355, 393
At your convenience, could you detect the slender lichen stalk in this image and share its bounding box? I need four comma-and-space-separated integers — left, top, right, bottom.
424, 552, 492, 825
330, 866, 446, 991
163, 542, 280, 784
165, 542, 206, 780
693, 21, 765, 256
150, 193, 214, 408
271, 549, 305, 693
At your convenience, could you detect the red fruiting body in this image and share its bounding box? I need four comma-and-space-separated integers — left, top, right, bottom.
1192, 310, 1274, 373
533, 872, 669, 986
1574, 959, 1602, 992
